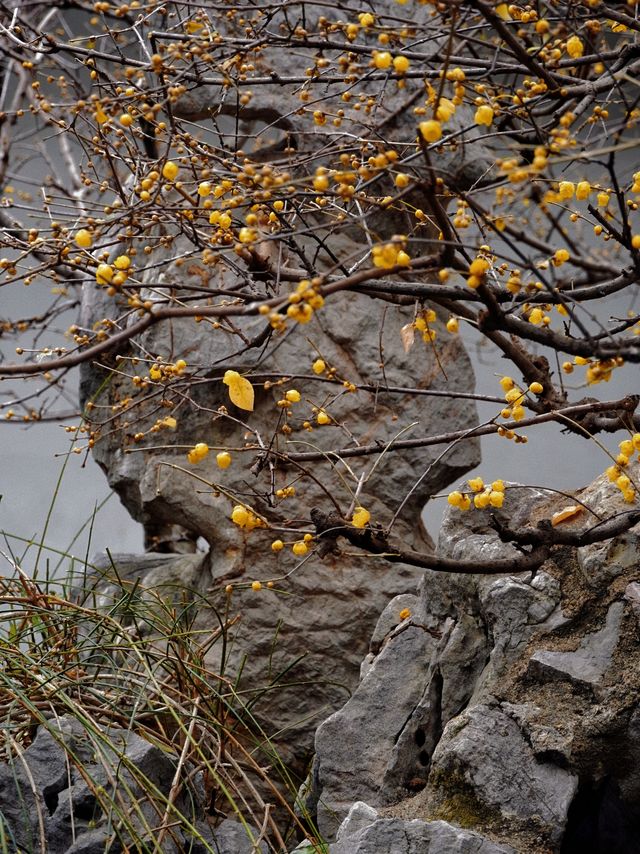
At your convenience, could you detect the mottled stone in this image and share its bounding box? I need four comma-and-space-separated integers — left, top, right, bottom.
309, 468, 640, 852
0, 717, 204, 854
624, 581, 640, 624
315, 624, 438, 838
83, 264, 480, 785
428, 705, 578, 846
528, 601, 624, 690
330, 815, 517, 854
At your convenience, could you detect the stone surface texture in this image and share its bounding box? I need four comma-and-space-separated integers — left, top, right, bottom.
307, 468, 640, 852
290, 805, 517, 854
0, 716, 261, 854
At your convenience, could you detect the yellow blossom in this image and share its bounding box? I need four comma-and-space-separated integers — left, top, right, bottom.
419, 120, 442, 143
74, 229, 92, 249
475, 105, 494, 126
162, 160, 179, 181
566, 36, 584, 58
352, 507, 371, 528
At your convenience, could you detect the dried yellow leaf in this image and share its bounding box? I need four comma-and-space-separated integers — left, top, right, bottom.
223, 370, 254, 411
551, 505, 583, 526
400, 322, 415, 353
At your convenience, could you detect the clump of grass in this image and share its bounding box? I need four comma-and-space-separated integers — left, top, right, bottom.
0, 555, 324, 853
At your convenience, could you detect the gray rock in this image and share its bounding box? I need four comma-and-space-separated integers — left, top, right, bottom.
624, 581, 640, 623
82, 286, 480, 786
369, 594, 422, 654
77, 551, 208, 610
498, 701, 576, 765
428, 705, 578, 845
314, 624, 438, 838
336, 801, 380, 839
45, 727, 185, 854
551, 463, 640, 588
578, 533, 640, 586
329, 817, 517, 854
0, 717, 210, 854
378, 613, 488, 804
0, 763, 43, 854
289, 843, 323, 854
210, 817, 267, 854
437, 483, 552, 567
528, 600, 624, 690
310, 465, 640, 852
475, 573, 565, 694
0, 716, 113, 854
66, 829, 122, 854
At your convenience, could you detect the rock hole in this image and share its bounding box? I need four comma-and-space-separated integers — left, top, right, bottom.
418, 750, 429, 767
561, 777, 640, 854
73, 796, 99, 822
415, 727, 426, 748
43, 790, 58, 815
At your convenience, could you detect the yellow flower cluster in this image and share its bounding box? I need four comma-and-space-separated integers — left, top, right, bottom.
415, 308, 437, 343
271, 533, 313, 556
187, 442, 209, 464
231, 504, 265, 530
276, 485, 296, 499
418, 120, 442, 143
94, 253, 133, 292
497, 145, 548, 185
566, 35, 584, 59
475, 104, 494, 127
74, 229, 93, 249
217, 451, 232, 469
372, 239, 411, 269
606, 434, 640, 503
585, 358, 621, 384
499, 375, 533, 421
524, 303, 551, 325
372, 51, 410, 73
313, 407, 331, 425
208, 210, 232, 230
351, 507, 371, 528
285, 279, 325, 324
448, 478, 506, 511
277, 388, 301, 407
162, 160, 179, 181
467, 254, 491, 289
149, 359, 187, 382
562, 356, 624, 384
152, 416, 177, 433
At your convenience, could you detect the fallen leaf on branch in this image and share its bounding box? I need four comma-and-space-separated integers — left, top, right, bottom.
551, 505, 583, 526
400, 322, 415, 353
223, 370, 254, 411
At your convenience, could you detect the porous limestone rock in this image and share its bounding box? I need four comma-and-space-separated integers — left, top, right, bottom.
314, 621, 440, 834
0, 716, 253, 854
328, 803, 516, 854
309, 469, 640, 852
82, 280, 481, 790
78, 0, 489, 804
80, 190, 482, 786
528, 600, 624, 691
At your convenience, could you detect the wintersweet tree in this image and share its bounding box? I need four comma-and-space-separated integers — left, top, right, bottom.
1, 0, 640, 576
